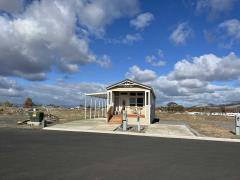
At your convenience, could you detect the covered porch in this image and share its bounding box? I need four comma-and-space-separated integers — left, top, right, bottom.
84, 92, 107, 120
107, 90, 150, 124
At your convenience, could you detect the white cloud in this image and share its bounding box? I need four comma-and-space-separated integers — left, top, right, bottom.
145, 56, 166, 67
0, 76, 24, 99
0, 0, 24, 13
122, 33, 142, 44
144, 52, 240, 105
169, 52, 240, 81
169, 22, 193, 45
157, 49, 164, 58
24, 81, 106, 106
130, 12, 154, 30
74, 0, 140, 35
219, 19, 240, 40
96, 55, 112, 68
0, 0, 140, 81
196, 0, 236, 20
145, 49, 166, 67
125, 65, 157, 82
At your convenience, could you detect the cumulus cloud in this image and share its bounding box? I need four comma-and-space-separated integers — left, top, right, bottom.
0, 0, 139, 81
24, 81, 106, 106
169, 22, 193, 45
147, 75, 234, 105
130, 12, 154, 30
75, 0, 139, 35
196, 0, 237, 20
0, 79, 107, 106
0, 76, 24, 99
169, 52, 240, 81
125, 65, 157, 82
142, 52, 240, 105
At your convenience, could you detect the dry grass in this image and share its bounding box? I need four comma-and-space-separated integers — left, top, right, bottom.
156, 111, 236, 138
156, 111, 233, 122
46, 108, 85, 123
190, 123, 235, 138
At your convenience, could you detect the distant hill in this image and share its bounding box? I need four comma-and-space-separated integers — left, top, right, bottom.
190, 102, 240, 110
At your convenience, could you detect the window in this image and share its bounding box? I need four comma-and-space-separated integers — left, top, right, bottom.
121, 92, 128, 95
137, 92, 144, 96
129, 98, 136, 106
137, 98, 144, 107
130, 92, 136, 96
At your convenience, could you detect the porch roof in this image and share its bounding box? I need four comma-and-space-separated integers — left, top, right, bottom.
106, 79, 155, 98
85, 92, 107, 99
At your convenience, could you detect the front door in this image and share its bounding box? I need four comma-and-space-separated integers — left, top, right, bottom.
120, 95, 128, 112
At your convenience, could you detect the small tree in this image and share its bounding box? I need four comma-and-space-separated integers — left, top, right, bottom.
24, 97, 33, 108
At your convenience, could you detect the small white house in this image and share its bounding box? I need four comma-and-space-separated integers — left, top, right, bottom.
85, 79, 156, 125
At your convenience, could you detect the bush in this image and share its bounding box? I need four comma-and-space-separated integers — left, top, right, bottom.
24, 98, 33, 108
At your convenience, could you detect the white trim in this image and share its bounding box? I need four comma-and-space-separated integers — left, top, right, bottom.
85, 92, 107, 99
107, 79, 152, 90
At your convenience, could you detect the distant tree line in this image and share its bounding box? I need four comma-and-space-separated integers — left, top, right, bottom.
0, 97, 35, 108
157, 102, 184, 113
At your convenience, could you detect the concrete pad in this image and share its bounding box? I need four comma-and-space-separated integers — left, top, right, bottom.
45, 119, 119, 132
45, 120, 195, 137
147, 124, 195, 136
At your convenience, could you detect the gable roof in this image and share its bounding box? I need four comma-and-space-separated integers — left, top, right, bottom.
106, 79, 155, 98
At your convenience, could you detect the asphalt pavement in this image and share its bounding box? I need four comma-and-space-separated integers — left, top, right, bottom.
0, 128, 240, 180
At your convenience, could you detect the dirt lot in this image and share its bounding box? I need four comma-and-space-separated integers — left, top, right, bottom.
0, 107, 86, 128
156, 111, 236, 138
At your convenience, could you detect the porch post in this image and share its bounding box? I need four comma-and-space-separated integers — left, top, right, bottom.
98, 100, 100, 118
105, 100, 107, 117
101, 100, 104, 117
84, 95, 86, 120
145, 91, 147, 119
94, 99, 96, 119
90, 98, 92, 119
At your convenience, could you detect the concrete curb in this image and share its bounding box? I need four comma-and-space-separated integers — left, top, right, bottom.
43, 127, 240, 143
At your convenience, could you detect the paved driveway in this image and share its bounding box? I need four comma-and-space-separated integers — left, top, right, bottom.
0, 128, 240, 180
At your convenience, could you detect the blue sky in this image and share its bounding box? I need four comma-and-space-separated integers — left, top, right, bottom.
0, 0, 240, 106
